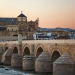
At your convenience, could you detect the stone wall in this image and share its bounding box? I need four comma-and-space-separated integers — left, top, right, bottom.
0, 36, 27, 41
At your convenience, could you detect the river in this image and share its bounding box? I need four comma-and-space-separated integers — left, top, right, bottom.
0, 65, 52, 75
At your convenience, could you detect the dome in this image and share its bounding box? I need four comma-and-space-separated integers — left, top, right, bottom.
18, 13, 26, 17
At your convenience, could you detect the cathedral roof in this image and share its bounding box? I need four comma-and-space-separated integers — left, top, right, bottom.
18, 13, 26, 17
0, 18, 16, 24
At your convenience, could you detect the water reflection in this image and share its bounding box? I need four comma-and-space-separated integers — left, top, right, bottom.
0, 66, 52, 75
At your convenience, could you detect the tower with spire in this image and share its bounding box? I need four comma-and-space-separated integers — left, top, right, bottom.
17, 11, 28, 33
11, 17, 14, 25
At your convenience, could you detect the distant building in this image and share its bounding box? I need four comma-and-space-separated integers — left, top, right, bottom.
0, 12, 39, 40
33, 32, 52, 40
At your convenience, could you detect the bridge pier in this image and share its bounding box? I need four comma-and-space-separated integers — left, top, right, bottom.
0, 47, 4, 62
53, 52, 74, 75
11, 34, 23, 67
35, 51, 51, 73
1, 48, 12, 65
11, 54, 22, 67
23, 55, 35, 70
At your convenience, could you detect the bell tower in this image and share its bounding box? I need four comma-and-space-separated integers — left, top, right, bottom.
17, 11, 28, 34
17, 11, 27, 22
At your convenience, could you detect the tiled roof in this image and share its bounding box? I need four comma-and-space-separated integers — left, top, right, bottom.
0, 18, 16, 24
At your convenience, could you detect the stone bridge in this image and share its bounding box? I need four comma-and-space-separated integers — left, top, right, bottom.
0, 40, 75, 74
0, 40, 75, 60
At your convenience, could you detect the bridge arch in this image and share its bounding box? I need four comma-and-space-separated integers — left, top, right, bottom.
35, 44, 45, 58
36, 47, 43, 58
23, 44, 31, 56
51, 50, 60, 63
5, 47, 8, 51
50, 44, 62, 58
23, 47, 30, 55
13, 47, 18, 54
12, 44, 18, 54
50, 50, 61, 72
4, 44, 9, 51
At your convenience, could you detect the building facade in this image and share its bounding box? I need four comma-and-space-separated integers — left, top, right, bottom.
0, 12, 39, 40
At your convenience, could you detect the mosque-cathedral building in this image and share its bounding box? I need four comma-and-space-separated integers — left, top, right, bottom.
0, 12, 74, 40
0, 12, 39, 40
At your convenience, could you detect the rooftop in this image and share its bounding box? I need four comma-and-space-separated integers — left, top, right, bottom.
0, 18, 16, 24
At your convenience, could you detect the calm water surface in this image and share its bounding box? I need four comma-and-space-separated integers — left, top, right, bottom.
0, 66, 52, 75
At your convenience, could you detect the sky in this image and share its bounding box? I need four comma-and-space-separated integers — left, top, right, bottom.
0, 0, 75, 29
